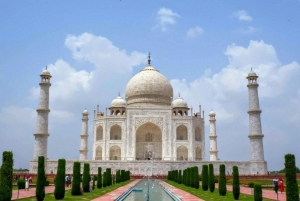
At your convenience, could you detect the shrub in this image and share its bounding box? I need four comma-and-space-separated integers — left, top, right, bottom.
178, 170, 182, 184
248, 182, 254, 188
202, 165, 208, 191
71, 162, 81, 195
106, 168, 112, 186
285, 154, 299, 201
232, 166, 240, 200
54, 159, 66, 199
36, 156, 46, 201
97, 167, 102, 188
17, 179, 25, 189
121, 170, 125, 182
190, 167, 195, 188
254, 184, 262, 201
82, 163, 90, 192
45, 180, 50, 186
219, 164, 226, 196
195, 166, 199, 189
0, 151, 14, 201
103, 172, 106, 187
208, 164, 215, 192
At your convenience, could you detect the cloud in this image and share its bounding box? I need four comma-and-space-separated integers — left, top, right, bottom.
235, 26, 260, 34
155, 7, 180, 31
233, 10, 253, 21
186, 26, 204, 38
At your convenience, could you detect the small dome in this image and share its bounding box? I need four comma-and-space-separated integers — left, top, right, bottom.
173, 94, 188, 108
111, 95, 126, 107
82, 109, 89, 115
248, 68, 257, 76
209, 110, 215, 116
40, 68, 51, 77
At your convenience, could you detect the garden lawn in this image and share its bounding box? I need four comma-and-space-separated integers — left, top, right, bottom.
18, 180, 133, 201
164, 180, 275, 201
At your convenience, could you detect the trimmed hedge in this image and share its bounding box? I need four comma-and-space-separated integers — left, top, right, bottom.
82, 163, 90, 192
209, 164, 215, 192
194, 166, 199, 189
0, 151, 13, 201
97, 167, 102, 188
285, 154, 299, 201
178, 170, 182, 184
71, 162, 81, 195
103, 172, 107, 188
17, 179, 25, 189
36, 156, 46, 201
218, 164, 226, 196
106, 168, 112, 186
202, 165, 208, 191
54, 159, 66, 199
121, 170, 125, 182
254, 184, 262, 201
232, 166, 240, 200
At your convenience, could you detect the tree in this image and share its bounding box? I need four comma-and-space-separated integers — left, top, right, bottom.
97, 167, 102, 188
106, 168, 112, 186
121, 170, 125, 182
285, 154, 299, 201
36, 156, 46, 201
178, 170, 182, 184
190, 167, 195, 188
232, 166, 240, 200
208, 164, 215, 192
254, 184, 262, 201
218, 164, 227, 196
195, 166, 199, 189
0, 151, 13, 201
202, 165, 208, 191
54, 159, 66, 199
82, 163, 90, 192
103, 172, 107, 187
71, 162, 81, 195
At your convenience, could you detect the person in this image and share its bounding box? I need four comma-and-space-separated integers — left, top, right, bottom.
273, 176, 279, 193
65, 175, 69, 187
25, 178, 29, 191
29, 176, 32, 183
279, 178, 284, 193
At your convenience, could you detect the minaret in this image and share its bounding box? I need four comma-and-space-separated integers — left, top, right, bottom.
33, 68, 52, 159
79, 109, 89, 160
247, 69, 265, 162
209, 110, 218, 161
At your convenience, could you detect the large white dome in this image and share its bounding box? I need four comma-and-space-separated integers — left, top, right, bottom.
125, 63, 173, 106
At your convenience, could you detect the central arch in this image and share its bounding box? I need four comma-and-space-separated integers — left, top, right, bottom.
136, 122, 162, 160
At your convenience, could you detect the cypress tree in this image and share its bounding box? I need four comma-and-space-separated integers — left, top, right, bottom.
36, 156, 46, 201
168, 171, 170, 180
218, 164, 227, 196
106, 168, 112, 186
82, 163, 90, 192
208, 164, 215, 192
254, 184, 262, 201
186, 168, 190, 186
175, 170, 178, 183
103, 172, 106, 187
202, 165, 208, 191
97, 167, 102, 188
182, 170, 185, 185
121, 170, 125, 182
195, 166, 199, 189
285, 154, 299, 201
54, 159, 66, 199
191, 167, 195, 188
71, 162, 81, 195
0, 151, 13, 201
232, 166, 240, 200
178, 170, 182, 184
117, 170, 120, 183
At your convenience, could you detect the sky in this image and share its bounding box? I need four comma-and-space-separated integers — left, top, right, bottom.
0, 0, 300, 171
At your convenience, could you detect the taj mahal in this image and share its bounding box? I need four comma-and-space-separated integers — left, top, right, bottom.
30, 54, 267, 175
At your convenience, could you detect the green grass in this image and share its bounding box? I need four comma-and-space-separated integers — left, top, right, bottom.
164, 180, 275, 201
18, 180, 133, 201
227, 179, 300, 186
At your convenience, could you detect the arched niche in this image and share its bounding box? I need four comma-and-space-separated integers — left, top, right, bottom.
176, 145, 188, 161
136, 122, 162, 160
195, 126, 201, 141
96, 125, 103, 141
176, 125, 188, 140
95, 146, 102, 160
109, 145, 121, 160
110, 124, 121, 140
195, 146, 202, 161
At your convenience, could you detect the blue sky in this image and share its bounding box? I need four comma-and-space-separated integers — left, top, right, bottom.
0, 0, 300, 170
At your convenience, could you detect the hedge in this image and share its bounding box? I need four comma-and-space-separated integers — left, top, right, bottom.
71, 162, 81, 195
195, 166, 199, 189
82, 163, 90, 192
17, 179, 25, 189
36, 156, 46, 201
54, 159, 66, 199
209, 164, 215, 192
97, 167, 102, 188
232, 166, 240, 200
202, 165, 208, 191
0, 151, 13, 201
103, 172, 107, 187
285, 154, 299, 201
218, 164, 226, 196
254, 184, 262, 201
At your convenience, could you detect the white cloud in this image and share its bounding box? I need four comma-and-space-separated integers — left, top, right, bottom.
235, 26, 260, 34
233, 10, 253, 21
155, 7, 180, 31
186, 26, 204, 38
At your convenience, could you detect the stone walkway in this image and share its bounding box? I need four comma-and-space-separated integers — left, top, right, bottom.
92, 179, 140, 201
160, 181, 204, 201
11, 185, 71, 200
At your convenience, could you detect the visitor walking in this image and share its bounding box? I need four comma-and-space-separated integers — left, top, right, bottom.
273, 176, 279, 193
25, 178, 29, 191
279, 178, 284, 193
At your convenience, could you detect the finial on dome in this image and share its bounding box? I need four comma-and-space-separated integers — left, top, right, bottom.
118, 92, 120, 96
251, 67, 252, 71
178, 93, 180, 97
148, 53, 151, 66
46, 66, 47, 70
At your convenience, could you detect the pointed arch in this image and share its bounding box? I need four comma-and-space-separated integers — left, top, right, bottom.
109, 145, 121, 160
176, 145, 188, 161
195, 146, 202, 161
176, 125, 188, 140
95, 146, 102, 160
195, 126, 201, 141
96, 125, 103, 141
110, 124, 121, 140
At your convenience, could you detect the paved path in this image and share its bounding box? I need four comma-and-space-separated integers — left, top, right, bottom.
92, 179, 140, 201
160, 181, 204, 201
11, 185, 71, 200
